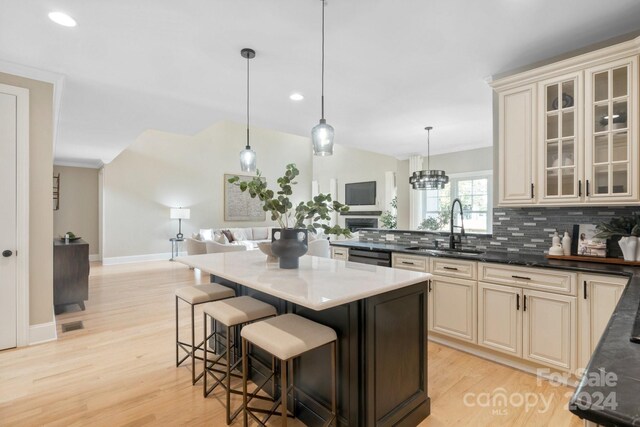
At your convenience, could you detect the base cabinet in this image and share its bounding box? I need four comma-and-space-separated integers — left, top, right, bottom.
478, 280, 576, 372
522, 289, 576, 371
331, 247, 349, 261
478, 282, 522, 357
429, 276, 476, 343
578, 273, 628, 370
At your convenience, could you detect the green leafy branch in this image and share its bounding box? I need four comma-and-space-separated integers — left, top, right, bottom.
228, 163, 351, 237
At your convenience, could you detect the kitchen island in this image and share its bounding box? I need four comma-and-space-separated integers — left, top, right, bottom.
178, 251, 432, 427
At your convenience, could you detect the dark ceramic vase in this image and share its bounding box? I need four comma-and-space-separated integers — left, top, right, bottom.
271, 228, 308, 269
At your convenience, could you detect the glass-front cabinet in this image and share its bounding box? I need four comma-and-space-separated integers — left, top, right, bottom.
538, 73, 583, 203
585, 56, 638, 202
494, 39, 640, 207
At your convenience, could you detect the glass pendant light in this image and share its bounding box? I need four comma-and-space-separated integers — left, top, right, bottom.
240, 48, 257, 172
311, 0, 334, 156
410, 126, 449, 190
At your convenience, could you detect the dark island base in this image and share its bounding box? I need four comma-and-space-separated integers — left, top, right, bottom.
210, 274, 431, 427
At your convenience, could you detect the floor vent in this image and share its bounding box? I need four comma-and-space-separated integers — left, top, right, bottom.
61, 321, 84, 333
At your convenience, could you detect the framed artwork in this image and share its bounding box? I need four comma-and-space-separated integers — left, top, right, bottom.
571, 224, 607, 257
223, 174, 266, 221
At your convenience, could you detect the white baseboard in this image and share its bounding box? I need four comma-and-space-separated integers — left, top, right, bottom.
89, 254, 102, 262
102, 251, 187, 265
29, 320, 57, 345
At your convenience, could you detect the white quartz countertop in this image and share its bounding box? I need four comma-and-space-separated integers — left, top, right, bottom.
177, 251, 431, 311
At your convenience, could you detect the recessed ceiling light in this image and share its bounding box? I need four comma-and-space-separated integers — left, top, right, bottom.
48, 12, 77, 27
289, 93, 304, 101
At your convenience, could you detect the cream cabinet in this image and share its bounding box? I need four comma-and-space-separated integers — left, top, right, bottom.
578, 273, 628, 369
428, 276, 477, 343
392, 252, 429, 272
478, 282, 522, 357
498, 84, 537, 205
522, 289, 576, 371
584, 56, 639, 203
537, 72, 584, 204
331, 246, 349, 261
492, 36, 640, 207
478, 281, 576, 371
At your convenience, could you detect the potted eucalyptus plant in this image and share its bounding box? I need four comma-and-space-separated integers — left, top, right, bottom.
594, 214, 640, 261
228, 163, 351, 269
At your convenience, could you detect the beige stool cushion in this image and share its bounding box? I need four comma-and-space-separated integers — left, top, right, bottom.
241, 313, 337, 361
203, 296, 276, 327
175, 283, 235, 305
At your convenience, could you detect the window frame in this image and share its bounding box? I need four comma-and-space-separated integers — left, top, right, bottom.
420, 170, 493, 233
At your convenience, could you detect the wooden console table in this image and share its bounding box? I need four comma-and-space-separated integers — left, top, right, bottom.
53, 239, 90, 314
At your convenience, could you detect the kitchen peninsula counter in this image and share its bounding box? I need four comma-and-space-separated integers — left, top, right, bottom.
178, 251, 432, 427
331, 240, 640, 427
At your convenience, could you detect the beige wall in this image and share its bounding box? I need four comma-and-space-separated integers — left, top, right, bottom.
53, 166, 100, 256
0, 72, 54, 326
102, 121, 312, 259
396, 160, 410, 229
420, 146, 493, 175
312, 144, 399, 228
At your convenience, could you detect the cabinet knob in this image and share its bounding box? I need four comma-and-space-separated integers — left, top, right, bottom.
2, 250, 13, 258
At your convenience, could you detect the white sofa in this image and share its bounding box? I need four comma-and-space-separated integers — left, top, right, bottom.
186, 227, 272, 255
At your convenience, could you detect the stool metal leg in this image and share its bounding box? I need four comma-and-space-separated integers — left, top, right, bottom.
226, 324, 232, 424
191, 303, 196, 384
242, 338, 248, 427
175, 296, 179, 367
331, 341, 337, 427
281, 359, 288, 427
203, 312, 208, 398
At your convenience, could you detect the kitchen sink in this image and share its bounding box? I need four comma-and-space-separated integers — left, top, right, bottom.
404, 246, 485, 256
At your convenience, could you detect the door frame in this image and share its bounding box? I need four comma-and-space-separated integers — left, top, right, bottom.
0, 83, 29, 347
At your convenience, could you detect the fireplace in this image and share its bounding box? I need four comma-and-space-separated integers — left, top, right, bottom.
345, 218, 378, 232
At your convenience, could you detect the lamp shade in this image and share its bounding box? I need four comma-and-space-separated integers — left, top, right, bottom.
239, 146, 257, 172
311, 119, 334, 156
170, 208, 190, 220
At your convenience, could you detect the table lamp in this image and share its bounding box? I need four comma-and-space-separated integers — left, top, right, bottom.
170, 207, 190, 239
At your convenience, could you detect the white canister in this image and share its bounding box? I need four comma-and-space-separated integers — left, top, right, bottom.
552, 231, 560, 247
619, 236, 638, 261
562, 232, 572, 256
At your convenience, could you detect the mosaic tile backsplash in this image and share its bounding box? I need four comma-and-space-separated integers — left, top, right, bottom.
359, 207, 640, 256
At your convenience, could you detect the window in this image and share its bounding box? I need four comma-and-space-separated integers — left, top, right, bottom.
418, 172, 492, 233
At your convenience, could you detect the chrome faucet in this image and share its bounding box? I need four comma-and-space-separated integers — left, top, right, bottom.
449, 198, 465, 250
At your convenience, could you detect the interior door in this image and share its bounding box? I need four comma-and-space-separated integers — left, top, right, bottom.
0, 89, 18, 350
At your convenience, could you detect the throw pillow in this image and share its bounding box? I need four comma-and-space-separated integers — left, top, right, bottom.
231, 228, 247, 241
199, 228, 214, 241
221, 229, 235, 243
213, 231, 228, 244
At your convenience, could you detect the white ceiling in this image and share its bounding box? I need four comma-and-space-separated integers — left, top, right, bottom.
1, 0, 640, 166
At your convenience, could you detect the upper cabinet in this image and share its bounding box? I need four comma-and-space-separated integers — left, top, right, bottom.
498, 84, 536, 205
584, 57, 638, 203
538, 72, 583, 204
491, 37, 640, 207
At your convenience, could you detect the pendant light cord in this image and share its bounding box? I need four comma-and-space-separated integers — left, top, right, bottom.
246, 54, 250, 148
321, 0, 325, 120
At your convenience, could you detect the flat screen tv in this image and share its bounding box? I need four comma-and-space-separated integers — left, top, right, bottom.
345, 181, 376, 206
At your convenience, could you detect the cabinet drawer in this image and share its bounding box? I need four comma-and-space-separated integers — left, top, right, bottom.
430, 258, 477, 280
392, 253, 428, 272
331, 247, 349, 261
479, 263, 576, 295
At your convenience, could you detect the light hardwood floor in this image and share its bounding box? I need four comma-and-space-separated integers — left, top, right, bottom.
0, 261, 582, 426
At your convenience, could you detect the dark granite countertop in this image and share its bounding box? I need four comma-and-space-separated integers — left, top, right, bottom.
331, 240, 640, 427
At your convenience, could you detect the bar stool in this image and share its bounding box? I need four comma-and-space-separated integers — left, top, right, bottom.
202, 296, 278, 425
175, 283, 235, 384
241, 313, 337, 426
